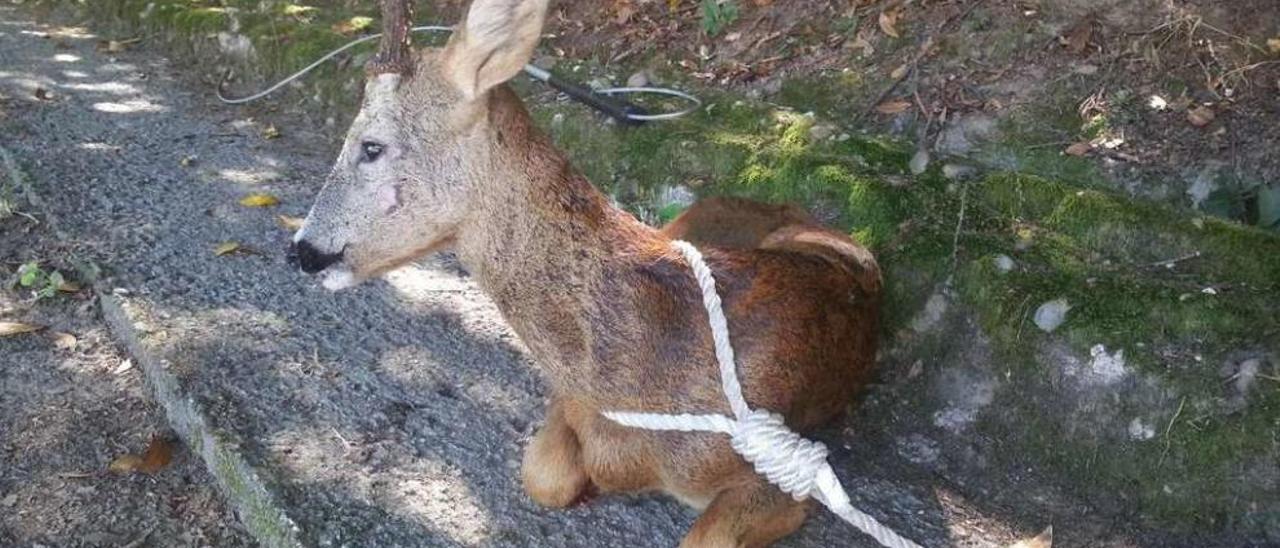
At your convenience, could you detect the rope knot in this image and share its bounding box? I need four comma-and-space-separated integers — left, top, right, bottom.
730, 410, 829, 501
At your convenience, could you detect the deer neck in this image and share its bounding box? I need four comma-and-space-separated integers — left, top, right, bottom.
454, 87, 660, 358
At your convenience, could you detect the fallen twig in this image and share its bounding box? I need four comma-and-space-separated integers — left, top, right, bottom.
1158, 396, 1186, 468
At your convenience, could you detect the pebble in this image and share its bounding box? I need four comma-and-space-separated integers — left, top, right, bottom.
625, 70, 650, 88
1033, 298, 1071, 332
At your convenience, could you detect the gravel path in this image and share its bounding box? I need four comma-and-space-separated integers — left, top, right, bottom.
0, 5, 1143, 547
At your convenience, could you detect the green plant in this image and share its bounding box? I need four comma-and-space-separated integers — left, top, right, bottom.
14, 262, 67, 300
700, 0, 739, 37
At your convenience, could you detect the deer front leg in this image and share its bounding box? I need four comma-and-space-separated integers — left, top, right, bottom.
680, 481, 809, 548
522, 398, 590, 508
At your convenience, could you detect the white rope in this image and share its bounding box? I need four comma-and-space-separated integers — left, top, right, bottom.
603, 240, 923, 548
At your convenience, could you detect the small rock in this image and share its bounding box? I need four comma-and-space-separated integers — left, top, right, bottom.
908, 148, 930, 175
1187, 106, 1215, 127
1128, 417, 1156, 441
1033, 298, 1071, 332
993, 254, 1015, 273
625, 70, 650, 88
896, 434, 940, 466
935, 113, 997, 156
808, 123, 836, 141
942, 163, 976, 180
911, 292, 949, 333
587, 77, 611, 91
658, 185, 695, 208
1231, 358, 1262, 397
532, 55, 558, 70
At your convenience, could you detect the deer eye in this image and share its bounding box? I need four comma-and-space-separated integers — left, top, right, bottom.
360, 141, 385, 163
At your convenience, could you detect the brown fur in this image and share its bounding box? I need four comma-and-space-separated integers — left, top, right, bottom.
454, 87, 882, 547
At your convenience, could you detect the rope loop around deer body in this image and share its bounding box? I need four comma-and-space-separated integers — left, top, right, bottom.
602, 240, 924, 548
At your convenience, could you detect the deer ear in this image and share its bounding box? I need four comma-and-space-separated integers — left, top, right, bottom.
445, 0, 549, 99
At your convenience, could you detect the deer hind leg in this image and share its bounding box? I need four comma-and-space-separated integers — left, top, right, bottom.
521, 398, 590, 508
680, 481, 809, 548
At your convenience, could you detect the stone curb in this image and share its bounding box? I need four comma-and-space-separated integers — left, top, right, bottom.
99, 290, 305, 548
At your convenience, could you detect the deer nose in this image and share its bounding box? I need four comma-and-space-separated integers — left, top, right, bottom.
288, 240, 344, 274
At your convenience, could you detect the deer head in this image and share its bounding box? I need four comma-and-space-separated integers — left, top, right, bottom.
290, 0, 550, 290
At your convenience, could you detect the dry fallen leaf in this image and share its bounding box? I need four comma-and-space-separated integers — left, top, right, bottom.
108, 454, 143, 474
109, 434, 176, 475
1268, 38, 1280, 55
878, 7, 902, 39
1187, 106, 1215, 127
276, 214, 305, 231
239, 193, 280, 207
57, 279, 81, 293
112, 359, 133, 375
1064, 142, 1092, 156
1062, 17, 1093, 55
214, 242, 242, 256
0, 321, 43, 337
97, 37, 140, 54
138, 434, 176, 473
1007, 525, 1053, 548
261, 125, 281, 140
52, 331, 77, 350
889, 63, 909, 80
613, 0, 636, 24
875, 99, 913, 114
331, 16, 374, 36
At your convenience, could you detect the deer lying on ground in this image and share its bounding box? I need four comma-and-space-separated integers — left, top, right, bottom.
289, 0, 882, 545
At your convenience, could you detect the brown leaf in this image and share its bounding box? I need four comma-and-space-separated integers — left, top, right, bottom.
110, 434, 176, 475
52, 331, 78, 350
99, 40, 130, 54
238, 193, 280, 207
57, 280, 81, 293
1064, 142, 1092, 156
276, 214, 305, 231
613, 0, 636, 24
878, 7, 902, 39
331, 16, 374, 36
889, 64, 909, 80
1062, 17, 1093, 55
875, 99, 913, 114
0, 322, 43, 337
1008, 525, 1053, 548
1187, 106, 1215, 127
112, 359, 133, 375
108, 454, 143, 474
214, 242, 242, 256
1268, 38, 1280, 55
137, 434, 176, 474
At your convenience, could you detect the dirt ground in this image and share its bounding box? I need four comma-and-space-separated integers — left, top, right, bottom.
503, 0, 1278, 221
0, 189, 253, 546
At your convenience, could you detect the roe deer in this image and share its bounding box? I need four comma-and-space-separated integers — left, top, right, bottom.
289, 0, 882, 545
